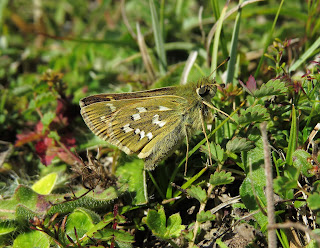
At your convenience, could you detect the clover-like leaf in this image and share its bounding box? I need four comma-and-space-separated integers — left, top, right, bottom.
226, 137, 255, 153
186, 185, 207, 203
143, 207, 185, 239
196, 210, 215, 223
292, 149, 314, 177
209, 171, 234, 187
237, 104, 269, 125
253, 79, 287, 98
201, 143, 224, 162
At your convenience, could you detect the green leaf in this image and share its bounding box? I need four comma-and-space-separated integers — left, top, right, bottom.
31, 172, 58, 195
33, 92, 56, 109
196, 210, 215, 223
292, 149, 313, 177
144, 207, 166, 238
210, 143, 224, 162
201, 143, 224, 162
65, 208, 99, 241
83, 212, 114, 242
216, 238, 229, 248
13, 230, 50, 248
253, 79, 287, 98
144, 207, 184, 239
0, 221, 16, 235
41, 111, 56, 127
240, 139, 267, 228
166, 213, 185, 238
237, 105, 269, 126
304, 239, 319, 248
273, 175, 298, 198
209, 171, 235, 187
113, 229, 135, 243
186, 186, 207, 203
307, 193, 320, 210
116, 158, 147, 205
226, 137, 255, 153
94, 229, 134, 247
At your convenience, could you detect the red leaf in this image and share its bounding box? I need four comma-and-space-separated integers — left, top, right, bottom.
15, 122, 45, 147
35, 137, 56, 166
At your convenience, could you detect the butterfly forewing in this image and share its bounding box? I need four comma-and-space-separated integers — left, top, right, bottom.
80, 94, 189, 167
80, 86, 179, 107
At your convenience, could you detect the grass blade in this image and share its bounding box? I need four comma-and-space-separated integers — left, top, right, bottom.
254, 0, 284, 78
149, 0, 167, 75
136, 23, 156, 82
226, 0, 243, 84
286, 104, 297, 166
289, 36, 320, 72
211, 2, 228, 77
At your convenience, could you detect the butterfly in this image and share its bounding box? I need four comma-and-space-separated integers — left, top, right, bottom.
80, 77, 218, 170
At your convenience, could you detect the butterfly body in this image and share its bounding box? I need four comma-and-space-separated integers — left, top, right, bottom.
80, 77, 216, 170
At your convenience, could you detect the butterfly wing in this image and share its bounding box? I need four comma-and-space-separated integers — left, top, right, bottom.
80, 86, 178, 107
80, 95, 190, 169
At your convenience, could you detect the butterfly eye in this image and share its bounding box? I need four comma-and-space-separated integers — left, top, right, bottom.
198, 86, 209, 97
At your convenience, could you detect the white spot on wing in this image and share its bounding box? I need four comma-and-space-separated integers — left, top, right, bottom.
136, 107, 147, 113
106, 103, 116, 112
131, 113, 141, 121
100, 116, 107, 123
159, 106, 171, 111
146, 132, 153, 140
122, 123, 133, 133
139, 130, 145, 140
135, 128, 141, 134
152, 114, 166, 127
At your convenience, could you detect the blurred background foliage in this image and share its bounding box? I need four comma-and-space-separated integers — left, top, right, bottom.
1, 0, 320, 247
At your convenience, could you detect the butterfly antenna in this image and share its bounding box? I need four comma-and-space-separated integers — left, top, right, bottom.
202, 101, 235, 122
209, 56, 230, 79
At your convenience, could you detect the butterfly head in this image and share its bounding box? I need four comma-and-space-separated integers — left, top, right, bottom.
195, 78, 217, 104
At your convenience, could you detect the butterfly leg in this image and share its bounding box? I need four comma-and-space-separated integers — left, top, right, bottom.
200, 109, 213, 167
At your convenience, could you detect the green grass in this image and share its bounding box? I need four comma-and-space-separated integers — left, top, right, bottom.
1, 0, 320, 247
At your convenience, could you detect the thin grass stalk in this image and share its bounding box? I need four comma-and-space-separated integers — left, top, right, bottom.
149, 0, 167, 75
180, 51, 198, 85
211, 2, 228, 77
210, 0, 228, 59
289, 36, 320, 72
226, 0, 243, 84
286, 104, 297, 166
136, 23, 156, 81
254, 0, 284, 78
206, 0, 264, 66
